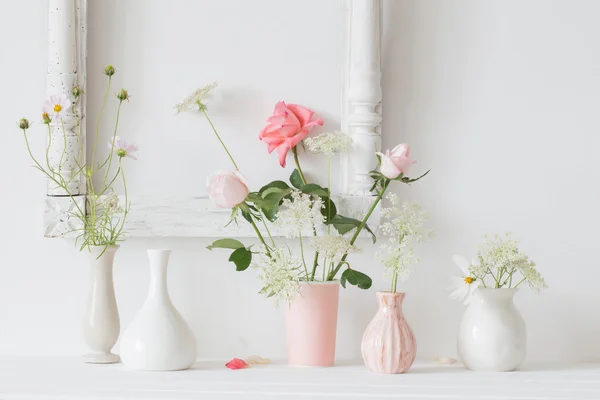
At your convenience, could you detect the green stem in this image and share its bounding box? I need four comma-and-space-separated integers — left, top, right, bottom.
310, 252, 319, 280
46, 125, 53, 173
292, 146, 307, 185
513, 277, 527, 288
201, 107, 239, 170
59, 118, 67, 175
327, 155, 331, 234
298, 235, 309, 280
102, 101, 123, 192
91, 76, 112, 182
249, 217, 269, 250
327, 179, 389, 280
260, 212, 276, 247
391, 271, 398, 293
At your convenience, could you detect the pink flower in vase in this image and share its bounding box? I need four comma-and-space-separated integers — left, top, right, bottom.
259, 101, 323, 167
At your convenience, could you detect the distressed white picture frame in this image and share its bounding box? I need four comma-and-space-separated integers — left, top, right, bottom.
43, 0, 382, 238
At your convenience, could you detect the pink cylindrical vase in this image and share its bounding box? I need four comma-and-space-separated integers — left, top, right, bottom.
361, 292, 416, 374
285, 281, 340, 367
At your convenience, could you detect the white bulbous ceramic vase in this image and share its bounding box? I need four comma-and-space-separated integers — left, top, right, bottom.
457, 288, 526, 371
120, 249, 197, 371
82, 245, 121, 364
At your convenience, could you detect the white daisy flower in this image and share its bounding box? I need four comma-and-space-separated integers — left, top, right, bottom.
42, 94, 72, 117
448, 255, 480, 305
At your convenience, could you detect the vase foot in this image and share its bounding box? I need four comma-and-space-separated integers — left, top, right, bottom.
82, 352, 120, 364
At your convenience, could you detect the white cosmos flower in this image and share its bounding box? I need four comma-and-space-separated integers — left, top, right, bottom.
175, 82, 218, 113
448, 255, 480, 305
42, 94, 72, 117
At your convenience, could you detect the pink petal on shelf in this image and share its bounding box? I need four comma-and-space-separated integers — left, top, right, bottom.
245, 355, 271, 365
434, 357, 457, 365
226, 358, 250, 370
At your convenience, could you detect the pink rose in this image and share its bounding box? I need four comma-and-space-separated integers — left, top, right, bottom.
376, 144, 416, 179
206, 171, 249, 208
259, 101, 324, 167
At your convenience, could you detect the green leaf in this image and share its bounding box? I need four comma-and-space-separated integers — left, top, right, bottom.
290, 169, 305, 189
340, 269, 372, 289
228, 247, 252, 271
321, 197, 337, 223
241, 210, 253, 224
261, 188, 292, 222
246, 192, 263, 203
400, 169, 431, 183
207, 238, 245, 251
329, 215, 377, 243
259, 180, 290, 196
301, 183, 330, 197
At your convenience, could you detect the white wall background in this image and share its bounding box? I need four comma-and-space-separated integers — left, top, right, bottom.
0, 0, 598, 363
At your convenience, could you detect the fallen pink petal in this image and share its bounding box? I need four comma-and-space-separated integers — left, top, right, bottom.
225, 358, 250, 370
434, 357, 457, 365
245, 355, 271, 365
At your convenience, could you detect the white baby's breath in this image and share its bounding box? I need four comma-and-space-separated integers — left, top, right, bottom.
175, 82, 218, 113
255, 247, 303, 306
377, 194, 430, 285
304, 131, 352, 155
275, 190, 325, 238
310, 234, 359, 260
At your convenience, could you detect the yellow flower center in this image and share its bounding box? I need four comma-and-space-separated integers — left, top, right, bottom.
464, 276, 474, 284
53, 104, 62, 113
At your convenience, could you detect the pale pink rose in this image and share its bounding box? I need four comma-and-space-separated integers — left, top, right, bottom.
376, 143, 416, 179
206, 171, 249, 208
259, 101, 324, 167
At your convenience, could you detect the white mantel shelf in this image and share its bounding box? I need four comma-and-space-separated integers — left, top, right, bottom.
0, 358, 599, 399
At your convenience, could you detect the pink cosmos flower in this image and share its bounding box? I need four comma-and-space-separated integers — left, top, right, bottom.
376, 143, 415, 179
259, 101, 324, 167
108, 136, 139, 160
42, 94, 72, 117
206, 171, 249, 209
225, 358, 250, 370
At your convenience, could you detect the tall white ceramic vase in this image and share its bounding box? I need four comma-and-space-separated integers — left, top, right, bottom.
120, 249, 197, 371
82, 245, 121, 364
457, 288, 526, 371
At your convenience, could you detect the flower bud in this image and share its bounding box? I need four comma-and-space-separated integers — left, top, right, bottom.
104, 65, 115, 77
72, 85, 84, 98
18, 118, 30, 130
42, 112, 51, 125
116, 88, 130, 102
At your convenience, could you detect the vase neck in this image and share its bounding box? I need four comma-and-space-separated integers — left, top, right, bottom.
147, 249, 171, 302
88, 246, 119, 278
376, 291, 405, 314
474, 288, 518, 306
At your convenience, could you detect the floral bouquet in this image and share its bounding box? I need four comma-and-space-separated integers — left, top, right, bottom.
450, 233, 547, 304
176, 83, 428, 305
19, 65, 137, 252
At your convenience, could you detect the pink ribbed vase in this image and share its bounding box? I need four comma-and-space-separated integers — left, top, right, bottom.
361, 292, 416, 374
285, 281, 340, 367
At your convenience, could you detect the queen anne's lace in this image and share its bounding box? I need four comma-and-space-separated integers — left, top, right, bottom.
175, 82, 218, 113
274, 190, 324, 237
377, 193, 430, 282
304, 131, 352, 155
255, 248, 303, 306
310, 234, 359, 260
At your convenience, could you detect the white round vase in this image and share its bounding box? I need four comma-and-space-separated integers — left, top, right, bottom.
457, 288, 526, 371
120, 249, 197, 371
82, 245, 121, 364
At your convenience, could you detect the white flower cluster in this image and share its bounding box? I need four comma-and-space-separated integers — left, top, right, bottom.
377, 193, 430, 281
275, 190, 324, 238
175, 82, 218, 113
310, 234, 359, 261
471, 233, 547, 291
304, 131, 352, 155
255, 247, 303, 306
